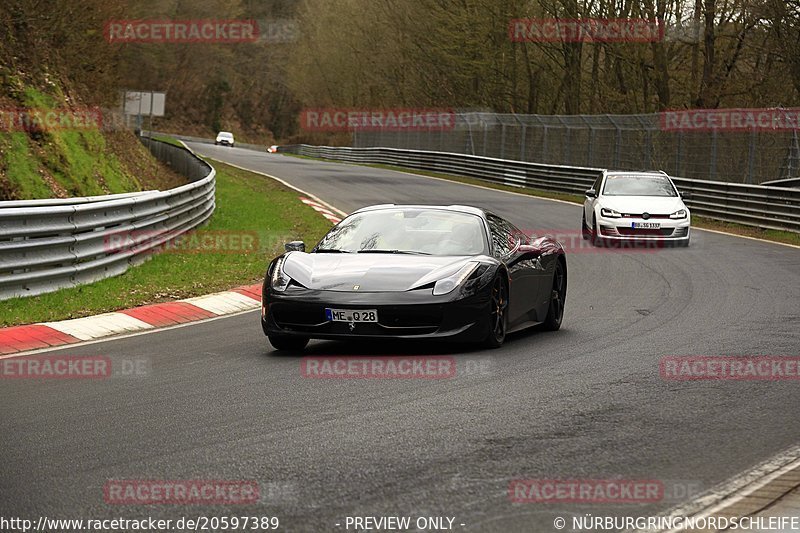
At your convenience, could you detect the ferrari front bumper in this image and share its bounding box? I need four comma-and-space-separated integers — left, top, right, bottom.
261, 287, 492, 342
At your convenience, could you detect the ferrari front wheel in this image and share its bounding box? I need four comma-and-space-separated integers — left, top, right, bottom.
268, 335, 309, 352
482, 275, 508, 348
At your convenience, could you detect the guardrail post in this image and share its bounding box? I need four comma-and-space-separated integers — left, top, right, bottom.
708, 129, 718, 179
607, 115, 622, 168
747, 129, 756, 184
565, 127, 573, 165
541, 125, 549, 162
466, 117, 476, 155
500, 123, 507, 160
482, 120, 488, 157
580, 116, 594, 167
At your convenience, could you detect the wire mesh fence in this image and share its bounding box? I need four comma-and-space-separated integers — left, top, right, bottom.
352, 112, 800, 185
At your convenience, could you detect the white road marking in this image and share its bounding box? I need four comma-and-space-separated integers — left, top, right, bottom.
184, 291, 261, 315
43, 313, 154, 341
300, 197, 343, 223
201, 155, 348, 217
633, 443, 800, 532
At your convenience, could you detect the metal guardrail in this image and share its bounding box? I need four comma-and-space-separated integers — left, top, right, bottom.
281, 144, 800, 233
762, 177, 800, 188
0, 139, 216, 300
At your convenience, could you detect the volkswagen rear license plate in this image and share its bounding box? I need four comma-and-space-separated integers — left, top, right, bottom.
325, 308, 378, 322
632, 222, 661, 229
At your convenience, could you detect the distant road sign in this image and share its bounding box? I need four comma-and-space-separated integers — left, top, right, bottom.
124, 91, 165, 116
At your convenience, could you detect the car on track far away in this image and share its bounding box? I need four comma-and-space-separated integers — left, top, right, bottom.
582, 170, 691, 247
214, 131, 235, 147
261, 204, 567, 351
268, 144, 279, 153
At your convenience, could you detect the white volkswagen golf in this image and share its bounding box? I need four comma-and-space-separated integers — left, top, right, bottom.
582, 170, 691, 247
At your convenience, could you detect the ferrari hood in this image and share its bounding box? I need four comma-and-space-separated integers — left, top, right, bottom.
281, 252, 487, 292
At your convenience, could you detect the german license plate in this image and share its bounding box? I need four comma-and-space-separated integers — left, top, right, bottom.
325, 308, 378, 322
632, 222, 661, 229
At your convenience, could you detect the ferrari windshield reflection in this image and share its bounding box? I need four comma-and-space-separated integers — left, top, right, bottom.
313, 208, 489, 256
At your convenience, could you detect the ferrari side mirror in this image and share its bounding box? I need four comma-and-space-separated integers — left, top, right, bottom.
285, 241, 305, 252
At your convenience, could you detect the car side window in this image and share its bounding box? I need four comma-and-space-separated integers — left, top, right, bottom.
592, 175, 603, 195
486, 214, 517, 258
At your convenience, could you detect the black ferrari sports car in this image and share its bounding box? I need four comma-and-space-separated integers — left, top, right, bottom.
261, 204, 567, 351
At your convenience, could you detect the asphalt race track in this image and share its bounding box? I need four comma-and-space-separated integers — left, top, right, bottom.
1, 142, 798, 532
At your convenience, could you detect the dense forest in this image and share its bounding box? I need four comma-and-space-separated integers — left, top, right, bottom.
2, 0, 800, 143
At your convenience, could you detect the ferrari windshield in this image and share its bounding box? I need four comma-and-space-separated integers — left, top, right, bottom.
314, 208, 488, 256
603, 174, 678, 197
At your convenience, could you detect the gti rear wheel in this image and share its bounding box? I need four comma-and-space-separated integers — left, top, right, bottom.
542, 260, 566, 331
483, 275, 508, 348
268, 335, 309, 352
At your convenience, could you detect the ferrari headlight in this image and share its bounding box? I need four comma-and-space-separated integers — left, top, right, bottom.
270, 257, 292, 292
670, 209, 687, 219
600, 207, 622, 218
433, 262, 479, 296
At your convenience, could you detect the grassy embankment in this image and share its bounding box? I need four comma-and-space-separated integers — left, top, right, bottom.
0, 87, 184, 200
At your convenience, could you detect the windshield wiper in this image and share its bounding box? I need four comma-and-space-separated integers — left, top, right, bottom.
357, 249, 431, 255
314, 248, 352, 253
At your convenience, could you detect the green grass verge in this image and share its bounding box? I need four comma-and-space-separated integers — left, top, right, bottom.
0, 159, 333, 327
283, 153, 800, 247
0, 133, 50, 198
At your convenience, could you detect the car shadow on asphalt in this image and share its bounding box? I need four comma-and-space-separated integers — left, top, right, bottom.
263, 323, 559, 358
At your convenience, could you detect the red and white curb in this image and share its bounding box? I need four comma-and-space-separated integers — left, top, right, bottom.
300, 196, 342, 224
0, 190, 344, 356
0, 284, 262, 355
